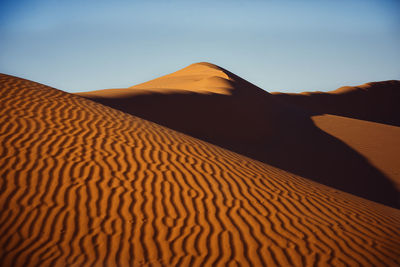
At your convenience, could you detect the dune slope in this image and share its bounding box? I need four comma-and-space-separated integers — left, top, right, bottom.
77, 63, 399, 208
312, 114, 400, 191
1, 74, 400, 266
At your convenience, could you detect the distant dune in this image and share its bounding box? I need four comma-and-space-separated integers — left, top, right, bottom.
77, 63, 399, 208
1, 73, 400, 266
273, 80, 400, 127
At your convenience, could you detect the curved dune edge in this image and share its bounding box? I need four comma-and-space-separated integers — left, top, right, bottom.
1, 74, 400, 266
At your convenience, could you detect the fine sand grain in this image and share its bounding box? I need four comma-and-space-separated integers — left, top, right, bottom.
1, 73, 400, 266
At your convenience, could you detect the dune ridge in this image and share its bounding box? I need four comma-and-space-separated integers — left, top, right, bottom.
273, 80, 400, 127
77, 63, 399, 208
1, 73, 400, 266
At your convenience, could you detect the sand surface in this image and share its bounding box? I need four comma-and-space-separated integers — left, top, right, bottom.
78, 63, 399, 208
2, 73, 400, 266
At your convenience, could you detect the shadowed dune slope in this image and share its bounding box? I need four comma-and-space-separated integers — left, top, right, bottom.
77, 63, 399, 208
273, 80, 400, 127
1, 73, 400, 266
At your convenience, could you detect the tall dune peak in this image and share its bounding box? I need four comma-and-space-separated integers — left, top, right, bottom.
128, 62, 268, 96
186, 61, 224, 70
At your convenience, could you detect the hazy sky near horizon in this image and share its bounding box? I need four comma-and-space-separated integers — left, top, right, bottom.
1, 0, 399, 93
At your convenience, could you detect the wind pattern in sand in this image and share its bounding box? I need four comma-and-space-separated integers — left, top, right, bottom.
0, 74, 399, 266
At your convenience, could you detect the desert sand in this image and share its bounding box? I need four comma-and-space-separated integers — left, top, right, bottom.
78, 63, 399, 208
1, 68, 400, 266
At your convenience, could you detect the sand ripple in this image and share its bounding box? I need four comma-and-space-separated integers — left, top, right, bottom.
1, 74, 399, 266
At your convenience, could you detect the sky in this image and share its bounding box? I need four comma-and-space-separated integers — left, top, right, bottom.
0, 0, 399, 93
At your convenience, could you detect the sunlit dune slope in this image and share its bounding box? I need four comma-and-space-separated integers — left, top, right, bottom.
1, 73, 400, 266
77, 63, 399, 208
273, 80, 400, 127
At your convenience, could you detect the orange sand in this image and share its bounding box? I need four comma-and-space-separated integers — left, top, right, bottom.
1, 73, 400, 266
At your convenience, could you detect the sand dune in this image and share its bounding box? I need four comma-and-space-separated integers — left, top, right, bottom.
77, 63, 399, 208
1, 73, 400, 266
273, 80, 400, 127
78, 62, 264, 96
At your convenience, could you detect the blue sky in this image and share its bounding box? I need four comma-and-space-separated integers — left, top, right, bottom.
1, 0, 399, 93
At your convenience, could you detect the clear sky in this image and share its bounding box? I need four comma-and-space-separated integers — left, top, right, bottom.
1, 0, 399, 93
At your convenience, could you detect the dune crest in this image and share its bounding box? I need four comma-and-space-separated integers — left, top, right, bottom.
1, 73, 400, 266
